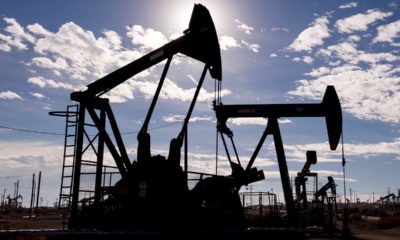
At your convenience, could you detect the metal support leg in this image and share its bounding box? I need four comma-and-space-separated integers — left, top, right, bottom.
269, 118, 298, 225
94, 110, 105, 204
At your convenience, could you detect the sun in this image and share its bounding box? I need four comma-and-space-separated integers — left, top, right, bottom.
164, 0, 233, 36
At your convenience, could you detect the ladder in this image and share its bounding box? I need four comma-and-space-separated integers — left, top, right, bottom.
58, 105, 78, 210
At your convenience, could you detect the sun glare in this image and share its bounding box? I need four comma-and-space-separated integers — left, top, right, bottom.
165, 0, 233, 36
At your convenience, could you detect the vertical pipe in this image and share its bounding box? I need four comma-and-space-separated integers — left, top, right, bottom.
184, 125, 188, 180
1, 188, 4, 206
16, 180, 19, 199
215, 127, 218, 175
35, 171, 41, 216
102, 166, 106, 194
29, 173, 35, 218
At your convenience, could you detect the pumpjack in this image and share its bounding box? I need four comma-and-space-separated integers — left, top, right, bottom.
213, 85, 342, 225
315, 176, 338, 229
58, 4, 229, 230
295, 151, 318, 213
51, 3, 343, 234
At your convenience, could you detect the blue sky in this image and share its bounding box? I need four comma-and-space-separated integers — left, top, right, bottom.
0, 0, 399, 206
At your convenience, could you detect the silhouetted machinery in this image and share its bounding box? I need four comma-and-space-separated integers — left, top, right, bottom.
315, 176, 338, 228
60, 4, 249, 230
295, 151, 318, 213
213, 85, 342, 224
380, 193, 400, 211
52, 3, 343, 233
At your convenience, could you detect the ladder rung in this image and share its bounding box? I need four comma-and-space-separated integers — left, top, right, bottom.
81, 164, 97, 167
63, 165, 74, 168
65, 144, 75, 147
66, 135, 76, 137
81, 160, 97, 165
78, 190, 95, 193
64, 154, 75, 157
63, 175, 72, 178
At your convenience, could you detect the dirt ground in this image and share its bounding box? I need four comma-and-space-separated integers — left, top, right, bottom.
351, 226, 400, 240
347, 214, 400, 240
0, 207, 66, 231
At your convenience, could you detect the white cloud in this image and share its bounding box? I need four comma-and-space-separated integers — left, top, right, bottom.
33, 22, 144, 82
288, 16, 330, 52
323, 41, 398, 65
219, 35, 241, 51
335, 9, 393, 33
27, 23, 51, 36
162, 114, 213, 123
228, 118, 292, 126
303, 56, 314, 64
31, 57, 69, 70
270, 53, 278, 58
103, 81, 135, 103
130, 78, 231, 103
234, 19, 254, 35
28, 76, 74, 90
284, 138, 400, 163
304, 66, 331, 77
292, 56, 313, 64
264, 170, 344, 180
0, 17, 35, 51
126, 25, 167, 50
292, 57, 301, 62
271, 27, 289, 32
29, 92, 46, 99
339, 2, 358, 9
0, 91, 23, 100
0, 33, 13, 51
373, 20, 400, 43
241, 40, 260, 53
101, 30, 123, 50
347, 35, 361, 42
288, 63, 400, 123
4, 17, 35, 44
2, 18, 232, 104
0, 140, 64, 204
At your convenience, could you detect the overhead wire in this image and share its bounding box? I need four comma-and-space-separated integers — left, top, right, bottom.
0, 174, 32, 179
0, 121, 181, 136
0, 125, 63, 136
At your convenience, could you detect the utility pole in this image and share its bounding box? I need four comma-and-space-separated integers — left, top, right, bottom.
1, 188, 5, 206
354, 190, 356, 204
349, 188, 352, 204
35, 171, 42, 216
29, 173, 36, 218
